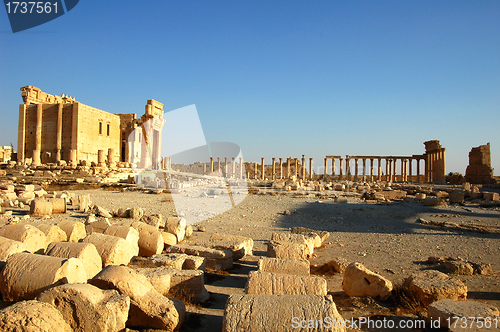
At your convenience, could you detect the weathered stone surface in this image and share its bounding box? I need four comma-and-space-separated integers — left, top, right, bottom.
94, 205, 112, 218
36, 224, 68, 244
271, 232, 314, 255
258, 257, 310, 276
0, 300, 73, 332
483, 192, 500, 201
209, 233, 253, 259
246, 271, 327, 295
38, 283, 129, 332
183, 255, 206, 270
161, 231, 178, 246
89, 265, 185, 331
267, 240, 309, 260
78, 194, 92, 212
57, 219, 86, 242
0, 236, 28, 261
443, 260, 474, 276
30, 198, 53, 216
48, 197, 67, 214
137, 266, 209, 303
131, 221, 164, 257
405, 270, 468, 306
104, 224, 140, 246
423, 197, 442, 206
222, 294, 345, 332
290, 227, 330, 246
0, 223, 46, 253
449, 192, 465, 204
342, 262, 393, 301
0, 252, 87, 301
166, 217, 187, 242
428, 299, 500, 331
165, 244, 233, 270
82, 233, 138, 267
129, 207, 144, 220
130, 253, 187, 270
85, 216, 111, 234
45, 242, 102, 279
141, 214, 164, 228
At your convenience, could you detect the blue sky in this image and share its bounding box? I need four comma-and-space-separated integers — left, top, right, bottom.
1, 1, 499, 175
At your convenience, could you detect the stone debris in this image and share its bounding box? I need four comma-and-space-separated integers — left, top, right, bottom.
271, 231, 315, 256
48, 197, 67, 214
129, 207, 144, 220
36, 223, 68, 244
161, 231, 178, 246
85, 215, 111, 234
82, 233, 138, 267
94, 204, 112, 218
0, 300, 73, 332
103, 224, 140, 246
418, 218, 500, 234
342, 262, 393, 301
0, 223, 46, 253
209, 233, 254, 259
30, 198, 53, 216
291, 226, 330, 247
0, 236, 28, 261
165, 244, 233, 271
311, 257, 349, 275
267, 240, 310, 260
166, 217, 187, 242
258, 257, 310, 276
0, 252, 87, 301
427, 299, 500, 330
37, 283, 130, 332
141, 214, 165, 228
131, 221, 164, 257
405, 270, 468, 306
222, 294, 346, 332
89, 265, 186, 331
57, 219, 87, 243
45, 241, 102, 279
245, 271, 327, 295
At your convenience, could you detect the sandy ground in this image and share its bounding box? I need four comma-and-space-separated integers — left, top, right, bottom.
2, 186, 500, 331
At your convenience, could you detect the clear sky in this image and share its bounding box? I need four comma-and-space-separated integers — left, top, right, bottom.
1, 1, 499, 175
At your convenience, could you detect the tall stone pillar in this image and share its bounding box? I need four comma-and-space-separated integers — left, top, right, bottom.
225, 157, 228, 176
354, 159, 359, 181
261, 158, 265, 180
272, 158, 276, 180
324, 158, 328, 181
279, 158, 283, 179
362, 159, 366, 182
17, 104, 27, 163
232, 157, 236, 177
309, 158, 313, 180
346, 157, 351, 181
217, 157, 221, 172
416, 159, 421, 183
385, 158, 390, 182
294, 159, 298, 178
339, 158, 343, 180
401, 159, 405, 182
378, 158, 382, 181
287, 158, 291, 179
408, 158, 412, 182
301, 155, 306, 179
210, 157, 214, 173
56, 103, 63, 161
107, 148, 115, 167
254, 162, 258, 180
332, 158, 336, 179
32, 104, 43, 165
239, 157, 243, 179
370, 159, 374, 182
98, 150, 106, 167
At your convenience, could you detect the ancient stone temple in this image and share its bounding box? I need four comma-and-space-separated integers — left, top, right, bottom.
423, 140, 446, 184
465, 143, 495, 184
17, 86, 164, 167
0, 146, 13, 163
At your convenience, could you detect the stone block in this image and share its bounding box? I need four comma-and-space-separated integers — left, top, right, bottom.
89, 265, 185, 330
246, 271, 327, 295
222, 294, 345, 332
423, 197, 442, 206
267, 240, 309, 260
449, 192, 465, 204
166, 217, 186, 242
141, 214, 164, 228
162, 231, 178, 246
104, 224, 140, 246
0, 252, 87, 301
405, 270, 468, 306
258, 257, 310, 276
57, 219, 86, 242
271, 232, 314, 256
428, 299, 500, 330
30, 198, 52, 216
209, 233, 253, 259
85, 216, 111, 234
0, 300, 72, 332
0, 236, 28, 261
45, 241, 102, 279
342, 262, 393, 301
36, 224, 68, 244
442, 260, 474, 276
131, 221, 164, 257
0, 223, 46, 253
82, 233, 138, 267
38, 283, 130, 332
165, 244, 233, 270
483, 192, 499, 201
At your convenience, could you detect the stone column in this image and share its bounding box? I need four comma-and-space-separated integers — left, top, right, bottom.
362, 159, 366, 182
70, 103, 79, 165
279, 158, 283, 179
232, 157, 236, 177
225, 157, 228, 176
272, 158, 276, 180
217, 157, 221, 172
370, 159, 374, 182
261, 158, 265, 180
287, 158, 291, 179
309, 158, 313, 180
354, 158, 359, 181
294, 159, 298, 178
332, 158, 336, 179
17, 104, 27, 163
56, 103, 63, 161
401, 159, 404, 182
301, 155, 306, 179
210, 157, 214, 173
32, 104, 43, 165
254, 162, 258, 179
339, 158, 343, 180
239, 157, 243, 179
416, 159, 421, 183
385, 158, 390, 182
107, 148, 115, 167
98, 150, 106, 167
324, 158, 328, 181
346, 156, 351, 181
408, 158, 412, 182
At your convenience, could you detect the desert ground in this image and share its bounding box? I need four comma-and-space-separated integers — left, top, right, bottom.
2, 183, 499, 331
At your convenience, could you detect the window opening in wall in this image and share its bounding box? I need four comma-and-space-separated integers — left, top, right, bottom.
99, 122, 102, 134
107, 124, 110, 136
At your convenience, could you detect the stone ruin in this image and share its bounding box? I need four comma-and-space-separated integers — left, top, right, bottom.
465, 143, 495, 184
